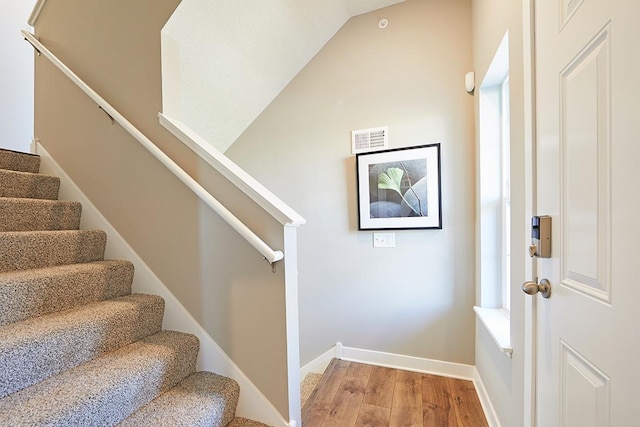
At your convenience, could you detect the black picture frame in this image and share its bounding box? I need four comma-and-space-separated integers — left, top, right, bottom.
356, 143, 442, 230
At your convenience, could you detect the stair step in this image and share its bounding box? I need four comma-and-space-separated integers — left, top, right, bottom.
0, 260, 134, 327
0, 197, 82, 231
227, 418, 273, 427
0, 330, 198, 426
118, 372, 240, 427
0, 169, 60, 200
0, 229, 106, 272
0, 148, 40, 174
0, 293, 165, 398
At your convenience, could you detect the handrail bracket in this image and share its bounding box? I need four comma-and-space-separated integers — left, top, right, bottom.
24, 36, 41, 56
98, 105, 115, 124
264, 257, 278, 273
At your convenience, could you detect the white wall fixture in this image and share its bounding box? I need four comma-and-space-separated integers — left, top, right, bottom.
373, 232, 396, 248
465, 71, 476, 94
351, 126, 388, 154
378, 18, 389, 29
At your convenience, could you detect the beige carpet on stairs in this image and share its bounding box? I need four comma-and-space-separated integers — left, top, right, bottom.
301, 373, 323, 408
0, 148, 272, 427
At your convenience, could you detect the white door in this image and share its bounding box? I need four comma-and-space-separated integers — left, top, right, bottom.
533, 0, 640, 426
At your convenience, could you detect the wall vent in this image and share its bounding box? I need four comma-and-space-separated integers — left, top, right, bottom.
351, 126, 388, 154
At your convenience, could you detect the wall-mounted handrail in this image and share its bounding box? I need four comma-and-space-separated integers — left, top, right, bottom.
22, 30, 284, 265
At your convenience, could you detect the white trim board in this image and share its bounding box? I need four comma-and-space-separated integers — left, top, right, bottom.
521, 1, 537, 426
300, 343, 500, 426
301, 343, 476, 380
28, 0, 48, 26
473, 368, 502, 427
34, 142, 291, 427
299, 347, 337, 380
340, 345, 476, 380
473, 306, 513, 356
158, 113, 305, 227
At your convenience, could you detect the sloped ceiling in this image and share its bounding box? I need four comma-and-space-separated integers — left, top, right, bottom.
346, 0, 408, 15
161, 0, 406, 152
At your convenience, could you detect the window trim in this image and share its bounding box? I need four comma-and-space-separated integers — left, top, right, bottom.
476, 31, 512, 356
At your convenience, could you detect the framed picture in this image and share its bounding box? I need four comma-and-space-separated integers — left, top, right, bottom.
356, 143, 442, 230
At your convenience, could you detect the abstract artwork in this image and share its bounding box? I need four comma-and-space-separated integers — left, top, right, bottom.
356, 144, 442, 230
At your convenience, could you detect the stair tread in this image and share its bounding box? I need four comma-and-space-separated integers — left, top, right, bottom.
227, 418, 273, 427
0, 331, 199, 426
118, 371, 240, 427
0, 197, 82, 231
0, 229, 107, 272
0, 260, 134, 327
0, 293, 165, 398
0, 148, 40, 174
0, 169, 59, 200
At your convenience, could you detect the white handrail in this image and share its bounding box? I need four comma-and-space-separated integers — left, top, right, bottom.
22, 30, 284, 264
28, 0, 48, 26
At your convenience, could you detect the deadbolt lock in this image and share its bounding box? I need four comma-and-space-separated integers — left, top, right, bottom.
531, 216, 551, 258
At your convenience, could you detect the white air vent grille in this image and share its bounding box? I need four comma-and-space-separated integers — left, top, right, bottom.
351, 126, 388, 154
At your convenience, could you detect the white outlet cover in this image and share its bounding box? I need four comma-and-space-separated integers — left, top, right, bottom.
373, 232, 396, 248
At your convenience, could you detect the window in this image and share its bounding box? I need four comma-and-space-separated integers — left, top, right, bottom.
474, 32, 512, 356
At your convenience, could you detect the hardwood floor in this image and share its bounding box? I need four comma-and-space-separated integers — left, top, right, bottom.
302, 359, 488, 427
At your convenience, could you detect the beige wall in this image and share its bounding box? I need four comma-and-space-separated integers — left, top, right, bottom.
33, 0, 292, 419
472, 0, 529, 425
227, 0, 476, 366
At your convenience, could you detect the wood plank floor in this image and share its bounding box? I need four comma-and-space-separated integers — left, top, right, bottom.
302, 359, 489, 427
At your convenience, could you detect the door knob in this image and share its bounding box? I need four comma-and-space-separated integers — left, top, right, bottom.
522, 278, 552, 299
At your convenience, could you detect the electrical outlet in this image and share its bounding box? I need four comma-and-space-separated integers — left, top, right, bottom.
373, 232, 396, 248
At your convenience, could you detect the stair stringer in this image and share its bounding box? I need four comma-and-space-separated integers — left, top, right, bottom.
33, 141, 292, 427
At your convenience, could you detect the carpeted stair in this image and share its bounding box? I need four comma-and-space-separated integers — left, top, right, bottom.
0, 148, 270, 427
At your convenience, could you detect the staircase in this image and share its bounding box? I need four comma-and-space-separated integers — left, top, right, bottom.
0, 148, 270, 427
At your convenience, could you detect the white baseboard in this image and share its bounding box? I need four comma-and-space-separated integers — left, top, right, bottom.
299, 347, 337, 379
35, 142, 290, 427
473, 368, 501, 427
340, 345, 476, 380
301, 343, 476, 380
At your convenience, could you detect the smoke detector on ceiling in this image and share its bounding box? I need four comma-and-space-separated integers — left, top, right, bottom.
378, 19, 389, 29
351, 126, 389, 154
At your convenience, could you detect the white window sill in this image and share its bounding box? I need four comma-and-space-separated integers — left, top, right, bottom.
474, 306, 512, 358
